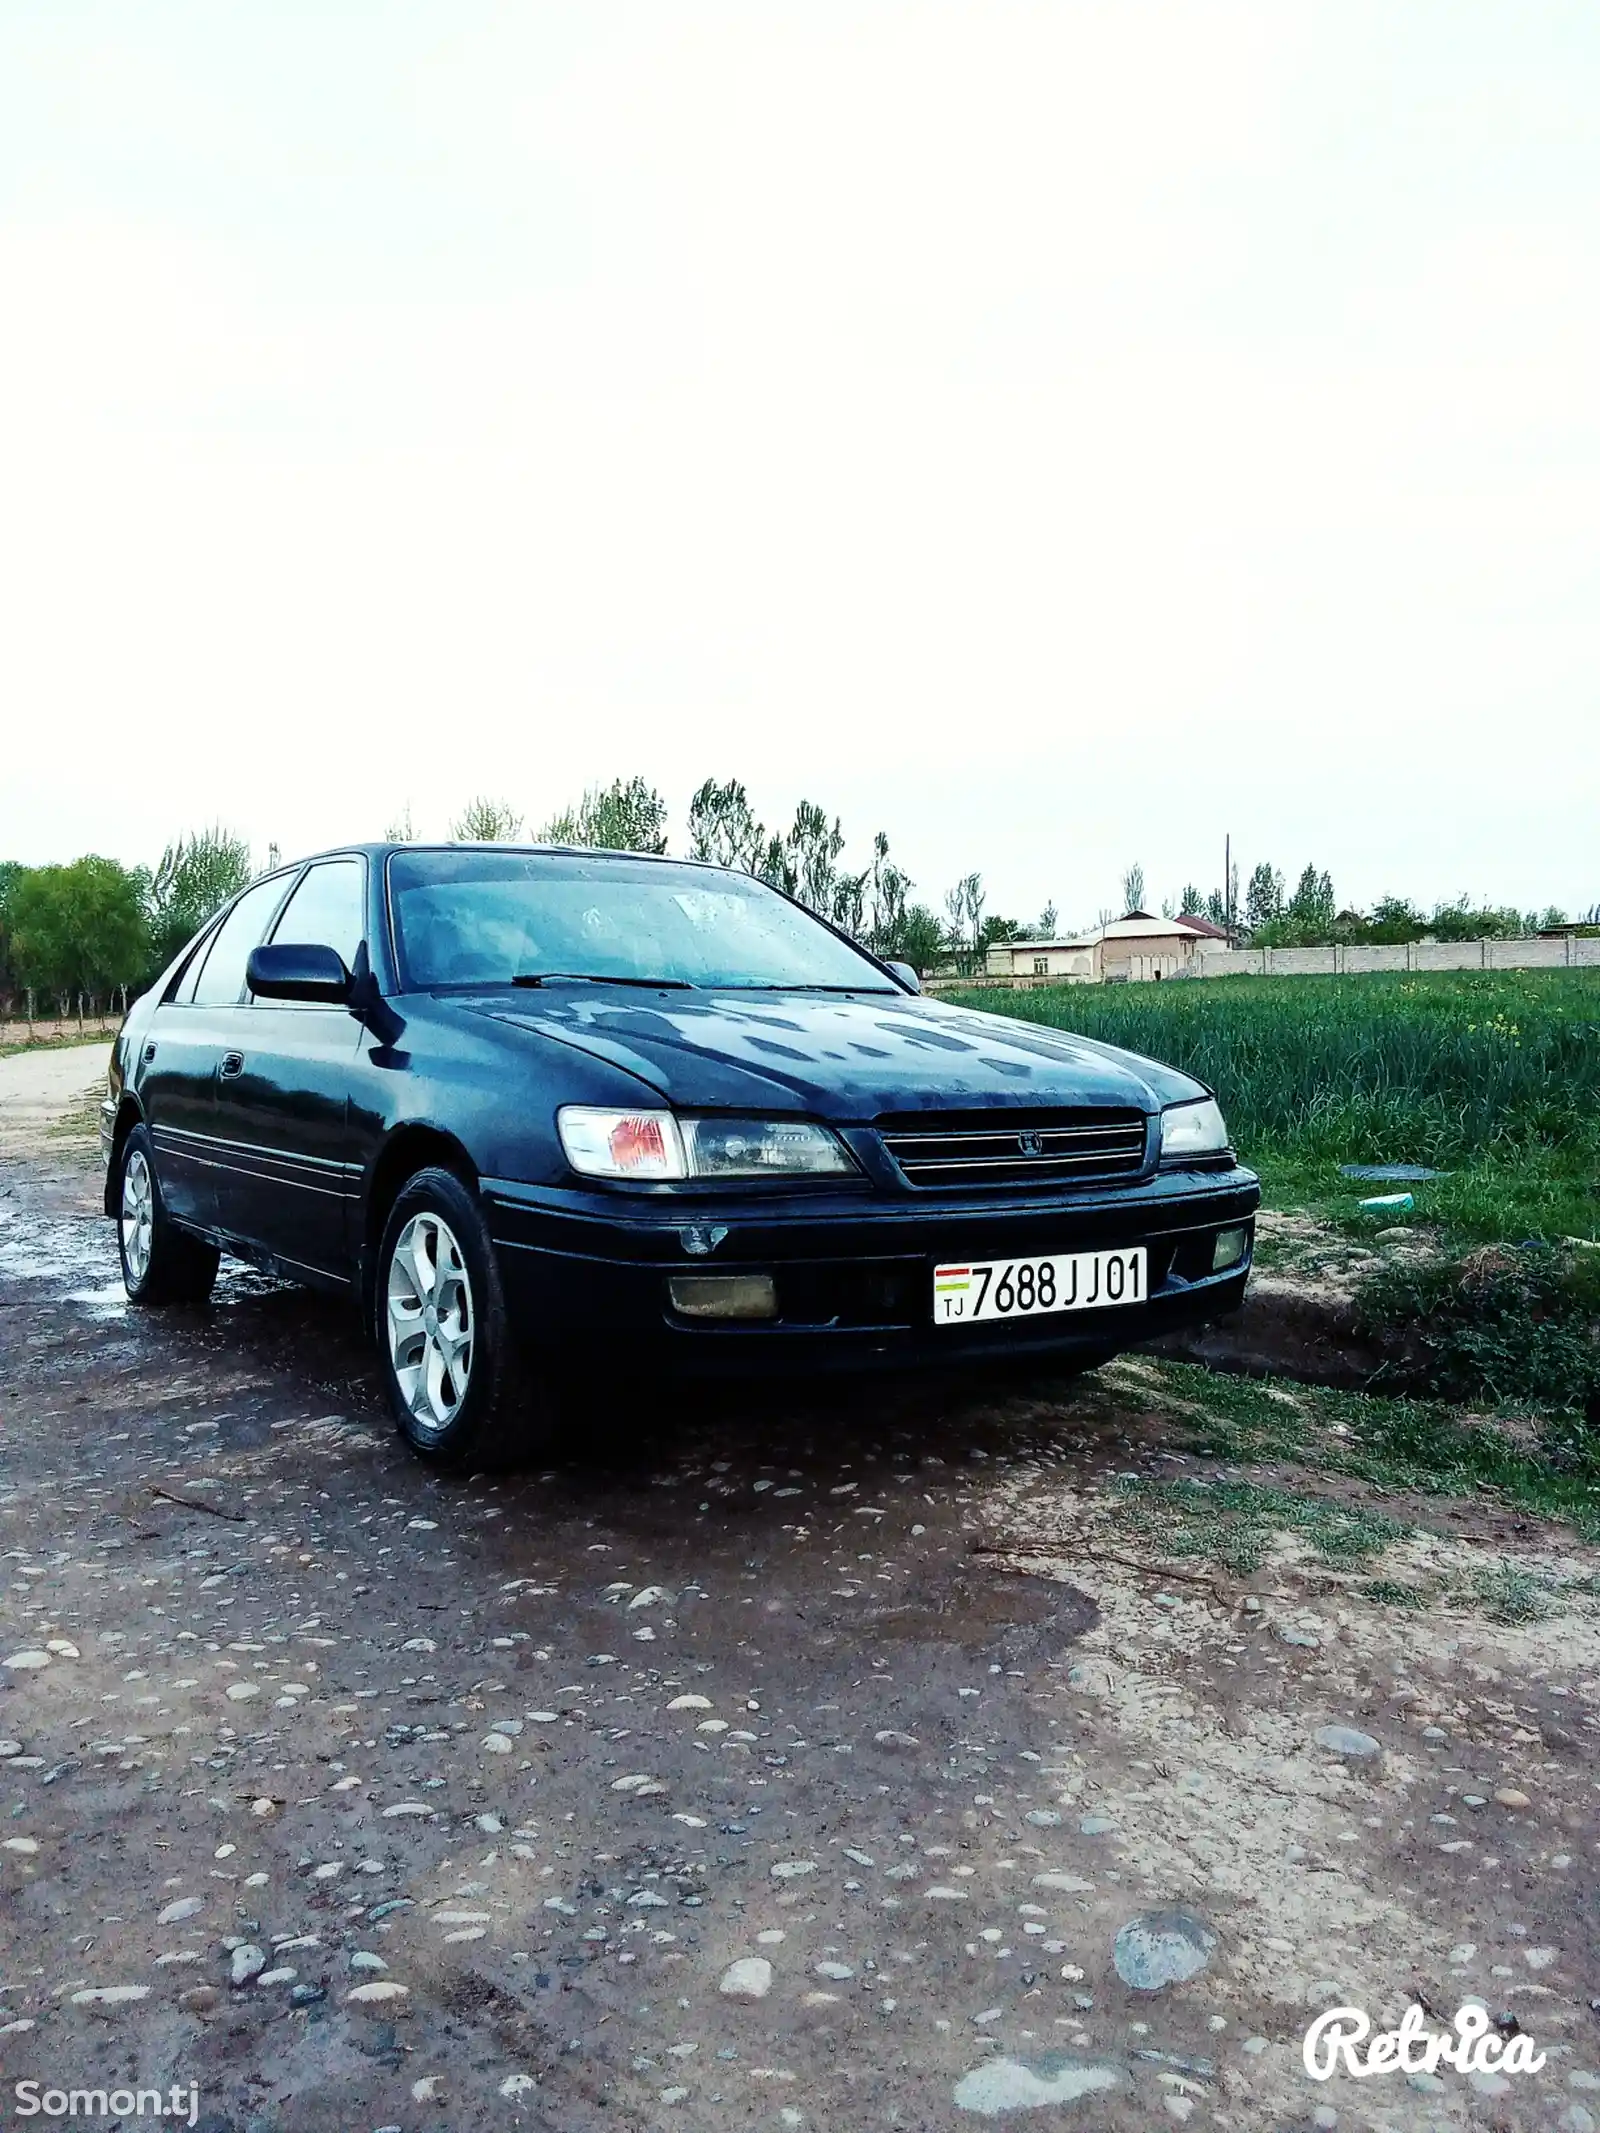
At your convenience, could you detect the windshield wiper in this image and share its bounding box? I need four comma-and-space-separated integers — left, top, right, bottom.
511, 971, 694, 989
715, 982, 897, 994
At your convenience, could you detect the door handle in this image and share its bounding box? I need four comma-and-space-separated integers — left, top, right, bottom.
220, 1052, 245, 1080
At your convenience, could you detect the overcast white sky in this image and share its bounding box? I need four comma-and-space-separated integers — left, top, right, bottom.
2, 2, 1596, 927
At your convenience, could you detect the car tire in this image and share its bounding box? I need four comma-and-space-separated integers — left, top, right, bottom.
375, 1165, 556, 1469
116, 1123, 221, 1305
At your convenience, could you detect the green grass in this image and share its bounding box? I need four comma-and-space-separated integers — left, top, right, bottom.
1084, 1359, 1600, 1614
46, 1092, 104, 1145
1118, 1357, 1600, 1539
1371, 1561, 1600, 1624
1354, 1577, 1430, 1609
1094, 1467, 1600, 1617
1357, 1242, 1600, 1416
950, 969, 1600, 1244
1101, 1475, 1407, 1576
1461, 1560, 1563, 1625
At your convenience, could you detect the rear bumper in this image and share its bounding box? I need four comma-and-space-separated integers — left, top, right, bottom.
483, 1164, 1259, 1374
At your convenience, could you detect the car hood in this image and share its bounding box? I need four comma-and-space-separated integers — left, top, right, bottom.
455, 988, 1205, 1119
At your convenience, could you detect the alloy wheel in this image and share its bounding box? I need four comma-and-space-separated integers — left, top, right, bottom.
386, 1211, 475, 1434
121, 1148, 154, 1286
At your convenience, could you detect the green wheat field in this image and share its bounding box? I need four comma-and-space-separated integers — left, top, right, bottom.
953, 969, 1600, 1244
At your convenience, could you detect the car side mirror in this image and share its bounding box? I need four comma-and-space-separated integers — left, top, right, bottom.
885, 960, 921, 993
247, 942, 352, 1004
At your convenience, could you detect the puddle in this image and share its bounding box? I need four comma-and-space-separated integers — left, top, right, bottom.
214, 1263, 294, 1307
862, 1571, 1099, 1659
0, 1206, 119, 1290
0, 1207, 292, 1318
63, 1283, 128, 1322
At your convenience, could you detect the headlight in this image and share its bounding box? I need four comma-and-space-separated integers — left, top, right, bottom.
1159, 1096, 1229, 1162
681, 1118, 853, 1177
558, 1108, 854, 1181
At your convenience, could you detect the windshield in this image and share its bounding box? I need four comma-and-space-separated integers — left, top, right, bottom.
387, 849, 898, 993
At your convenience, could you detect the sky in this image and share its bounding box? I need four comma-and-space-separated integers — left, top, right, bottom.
2, 1, 1597, 929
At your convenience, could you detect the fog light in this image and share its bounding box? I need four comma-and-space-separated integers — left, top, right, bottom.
668, 1272, 779, 1321
1213, 1226, 1250, 1272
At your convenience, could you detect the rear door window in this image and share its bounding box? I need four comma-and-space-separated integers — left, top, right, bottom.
172, 920, 223, 1004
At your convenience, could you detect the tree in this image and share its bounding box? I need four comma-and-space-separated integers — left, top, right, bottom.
385, 805, 418, 842
1177, 883, 1206, 916
686, 778, 915, 940
1205, 863, 1239, 932
1428, 897, 1523, 942
452, 797, 523, 841
744, 800, 869, 931
147, 827, 253, 972
10, 857, 150, 1012
897, 903, 946, 976
768, 802, 846, 915
1286, 864, 1336, 937
0, 861, 22, 1009
1120, 863, 1146, 915
540, 777, 668, 853
687, 779, 766, 871
1358, 894, 1423, 944
1038, 901, 1058, 937
1244, 862, 1284, 934
980, 915, 1023, 948
943, 873, 988, 976
593, 777, 668, 853
864, 833, 912, 958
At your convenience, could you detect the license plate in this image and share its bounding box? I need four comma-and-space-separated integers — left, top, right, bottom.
932, 1247, 1147, 1325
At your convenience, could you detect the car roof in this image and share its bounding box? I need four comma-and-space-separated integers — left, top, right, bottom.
286, 842, 716, 868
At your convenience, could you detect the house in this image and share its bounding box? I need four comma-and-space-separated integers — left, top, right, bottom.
1096, 912, 1218, 980
1170, 911, 1231, 944
985, 911, 1222, 984
990, 935, 1099, 982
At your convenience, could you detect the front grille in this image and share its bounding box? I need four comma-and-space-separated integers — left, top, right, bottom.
878, 1108, 1148, 1190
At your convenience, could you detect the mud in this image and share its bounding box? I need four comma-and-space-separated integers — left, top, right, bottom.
1145, 1210, 1437, 1389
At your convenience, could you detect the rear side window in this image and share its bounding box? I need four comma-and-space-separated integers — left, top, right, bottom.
188, 875, 291, 1007
267, 859, 366, 976
173, 920, 224, 1004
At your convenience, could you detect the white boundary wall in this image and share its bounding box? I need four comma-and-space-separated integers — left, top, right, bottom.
1191, 936, 1600, 979
929, 935, 1600, 992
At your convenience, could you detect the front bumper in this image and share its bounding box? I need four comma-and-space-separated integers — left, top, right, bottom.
482, 1163, 1259, 1373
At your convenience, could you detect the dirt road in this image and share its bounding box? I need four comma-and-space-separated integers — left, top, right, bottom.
0, 1042, 111, 1158
0, 1073, 1595, 2131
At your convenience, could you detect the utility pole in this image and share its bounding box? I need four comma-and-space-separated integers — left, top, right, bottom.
1224, 833, 1231, 934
